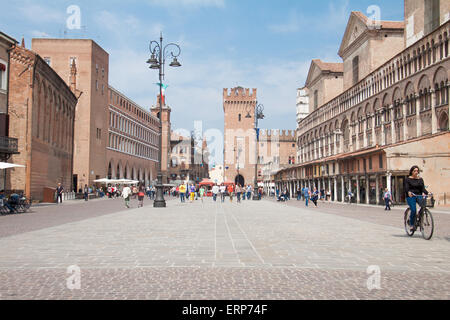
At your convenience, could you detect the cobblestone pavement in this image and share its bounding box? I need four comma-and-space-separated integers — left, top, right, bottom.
0, 198, 449, 300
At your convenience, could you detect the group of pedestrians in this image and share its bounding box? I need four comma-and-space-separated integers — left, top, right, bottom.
175, 183, 263, 204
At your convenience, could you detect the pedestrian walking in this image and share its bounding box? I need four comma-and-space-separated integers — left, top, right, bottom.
347, 190, 354, 204
212, 184, 219, 202
199, 186, 206, 203
383, 188, 392, 211
228, 184, 234, 203
189, 184, 196, 203
220, 184, 226, 203
246, 185, 252, 200
122, 185, 131, 208
56, 183, 64, 204
236, 184, 242, 203
83, 184, 89, 201
311, 188, 319, 207
138, 185, 145, 208
297, 187, 302, 201
303, 186, 310, 207
179, 184, 187, 203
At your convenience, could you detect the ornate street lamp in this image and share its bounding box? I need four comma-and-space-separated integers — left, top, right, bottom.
246, 102, 265, 200
147, 33, 181, 208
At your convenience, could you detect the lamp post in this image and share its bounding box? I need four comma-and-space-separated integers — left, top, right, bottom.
147, 33, 181, 208
246, 102, 264, 200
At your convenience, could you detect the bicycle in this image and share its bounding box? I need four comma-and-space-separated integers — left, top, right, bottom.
404, 193, 435, 240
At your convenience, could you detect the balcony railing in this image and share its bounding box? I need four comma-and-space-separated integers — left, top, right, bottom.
0, 136, 19, 154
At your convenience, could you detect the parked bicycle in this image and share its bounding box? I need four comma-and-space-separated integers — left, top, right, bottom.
404, 192, 434, 240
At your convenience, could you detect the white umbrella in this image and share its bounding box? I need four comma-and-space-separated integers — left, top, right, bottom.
93, 178, 113, 183
0, 162, 26, 169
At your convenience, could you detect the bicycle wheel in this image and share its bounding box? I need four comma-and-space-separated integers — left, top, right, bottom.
404, 209, 415, 237
421, 209, 434, 240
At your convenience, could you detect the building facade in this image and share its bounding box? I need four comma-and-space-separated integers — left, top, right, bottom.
223, 86, 296, 187
31, 38, 165, 191
7, 43, 77, 200
168, 131, 209, 184
106, 87, 159, 186
32, 39, 109, 191
0, 32, 19, 190
276, 4, 450, 207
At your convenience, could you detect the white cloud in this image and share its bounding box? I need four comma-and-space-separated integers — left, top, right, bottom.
147, 0, 225, 8
31, 30, 51, 38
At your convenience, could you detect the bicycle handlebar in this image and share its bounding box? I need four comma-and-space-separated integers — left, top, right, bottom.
409, 192, 433, 198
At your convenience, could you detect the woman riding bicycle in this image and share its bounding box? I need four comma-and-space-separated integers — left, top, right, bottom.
404, 166, 429, 232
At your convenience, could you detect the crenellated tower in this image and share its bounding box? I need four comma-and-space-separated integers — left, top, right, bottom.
223, 87, 258, 186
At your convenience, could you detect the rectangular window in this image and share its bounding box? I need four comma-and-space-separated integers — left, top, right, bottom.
379, 154, 383, 168
352, 56, 359, 85
369, 157, 373, 170
69, 57, 77, 67
0, 62, 6, 90
314, 90, 318, 110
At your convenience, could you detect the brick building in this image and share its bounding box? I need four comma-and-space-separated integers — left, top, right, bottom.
106, 87, 159, 185
168, 131, 209, 184
31, 39, 164, 190
223, 87, 296, 187
276, 1, 450, 206
7, 42, 78, 200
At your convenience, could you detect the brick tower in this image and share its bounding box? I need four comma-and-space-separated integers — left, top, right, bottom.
223, 87, 257, 186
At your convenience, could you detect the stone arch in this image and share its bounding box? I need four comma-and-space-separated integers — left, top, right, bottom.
382, 92, 391, 108
124, 163, 129, 179
438, 111, 448, 131
116, 161, 122, 179
334, 119, 340, 132
433, 66, 448, 84
404, 81, 415, 97
417, 74, 431, 91
364, 103, 371, 116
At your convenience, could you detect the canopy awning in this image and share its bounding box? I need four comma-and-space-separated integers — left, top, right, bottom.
199, 178, 215, 186
0, 162, 25, 169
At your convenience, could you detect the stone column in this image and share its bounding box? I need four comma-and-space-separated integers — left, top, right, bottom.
341, 175, 345, 203
349, 124, 354, 151
431, 89, 437, 134
328, 178, 331, 200
371, 114, 376, 146
356, 176, 360, 204
363, 118, 368, 147
402, 101, 408, 140
339, 132, 344, 154
334, 177, 338, 202
375, 174, 380, 205
416, 94, 422, 138
334, 133, 338, 156
366, 175, 370, 204
382, 111, 387, 146
390, 105, 395, 144
318, 138, 322, 159
356, 121, 361, 150
387, 172, 392, 193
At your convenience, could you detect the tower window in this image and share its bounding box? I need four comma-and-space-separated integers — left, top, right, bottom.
238, 114, 241, 122
352, 56, 359, 85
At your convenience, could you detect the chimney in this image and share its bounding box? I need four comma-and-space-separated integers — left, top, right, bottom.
21, 37, 25, 48
70, 60, 77, 92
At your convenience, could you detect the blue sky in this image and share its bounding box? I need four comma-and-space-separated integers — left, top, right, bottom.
1, 0, 404, 162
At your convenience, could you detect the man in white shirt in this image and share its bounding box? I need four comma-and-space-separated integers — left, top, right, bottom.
122, 186, 132, 208
219, 185, 226, 203
212, 184, 219, 202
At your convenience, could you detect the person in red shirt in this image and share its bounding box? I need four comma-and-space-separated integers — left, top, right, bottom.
227, 184, 234, 202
